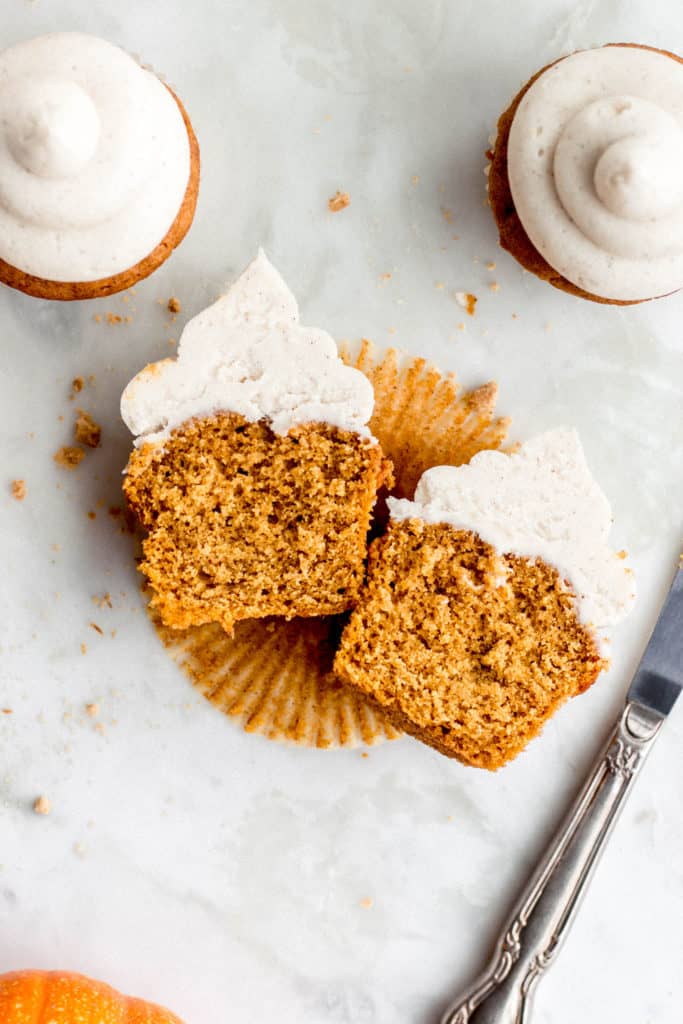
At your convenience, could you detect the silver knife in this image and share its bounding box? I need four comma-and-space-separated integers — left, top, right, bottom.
441, 561, 683, 1024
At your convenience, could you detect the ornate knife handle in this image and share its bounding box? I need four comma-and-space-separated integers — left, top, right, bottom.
441, 701, 663, 1024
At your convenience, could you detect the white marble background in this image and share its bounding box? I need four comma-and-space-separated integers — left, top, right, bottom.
1, 1, 682, 1021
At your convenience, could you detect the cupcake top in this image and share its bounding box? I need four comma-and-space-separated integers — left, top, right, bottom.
507, 45, 683, 301
121, 250, 375, 445
387, 428, 635, 630
0, 32, 191, 282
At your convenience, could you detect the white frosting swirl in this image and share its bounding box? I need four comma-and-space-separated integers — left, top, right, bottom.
508, 46, 683, 300
0, 33, 191, 281
388, 429, 635, 631
121, 251, 375, 445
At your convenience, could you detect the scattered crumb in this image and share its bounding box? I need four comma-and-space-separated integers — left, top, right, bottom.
544, 322, 553, 331
93, 314, 102, 324
72, 377, 84, 393
80, 643, 87, 655
411, 175, 420, 185
455, 292, 477, 316
328, 190, 350, 213
452, 234, 460, 241
435, 281, 444, 290
489, 281, 500, 292
167, 338, 177, 348
359, 897, 373, 909
54, 446, 85, 470
457, 322, 465, 330
2, 709, 12, 714
95, 722, 106, 735
360, 751, 369, 759
168, 296, 182, 314
512, 313, 519, 319
486, 262, 497, 271
617, 550, 628, 560
74, 410, 101, 448
124, 316, 133, 324
106, 312, 122, 325
88, 375, 96, 385
58, 414, 64, 421
89, 622, 104, 635
87, 511, 96, 521
33, 795, 51, 816
85, 703, 100, 718
73, 842, 87, 858
11, 479, 26, 501
441, 206, 455, 224
52, 543, 60, 552
387, 326, 397, 334
93, 593, 112, 609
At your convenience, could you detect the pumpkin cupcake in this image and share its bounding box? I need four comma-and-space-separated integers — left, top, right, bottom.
488, 43, 683, 303
334, 429, 636, 768
0, 32, 199, 300
121, 251, 392, 635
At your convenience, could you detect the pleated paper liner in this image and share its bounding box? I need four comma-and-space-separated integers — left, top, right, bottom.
151, 340, 510, 749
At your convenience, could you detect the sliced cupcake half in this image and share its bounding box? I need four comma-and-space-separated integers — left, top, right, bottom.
334, 429, 635, 769
121, 251, 392, 634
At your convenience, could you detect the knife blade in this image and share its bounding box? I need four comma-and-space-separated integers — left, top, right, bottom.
628, 562, 683, 718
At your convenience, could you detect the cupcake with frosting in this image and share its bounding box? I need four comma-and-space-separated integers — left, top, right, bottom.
121, 251, 392, 635
488, 44, 683, 304
335, 429, 636, 768
0, 32, 199, 300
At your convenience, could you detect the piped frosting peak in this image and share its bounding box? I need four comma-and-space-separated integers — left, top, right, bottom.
121, 251, 375, 444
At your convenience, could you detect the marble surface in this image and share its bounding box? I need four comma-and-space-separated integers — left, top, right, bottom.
1, 1, 682, 1021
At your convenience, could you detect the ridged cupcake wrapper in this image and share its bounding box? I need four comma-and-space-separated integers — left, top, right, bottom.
148, 340, 510, 749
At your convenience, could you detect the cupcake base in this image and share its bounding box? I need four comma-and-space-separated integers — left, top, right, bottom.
146, 341, 510, 750
0, 87, 200, 301
487, 42, 682, 305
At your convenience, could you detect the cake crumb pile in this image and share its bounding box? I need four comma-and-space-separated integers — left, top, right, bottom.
335, 520, 604, 769
124, 413, 392, 634
11, 479, 26, 501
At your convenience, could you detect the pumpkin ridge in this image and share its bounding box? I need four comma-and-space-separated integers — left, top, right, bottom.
32, 973, 48, 1024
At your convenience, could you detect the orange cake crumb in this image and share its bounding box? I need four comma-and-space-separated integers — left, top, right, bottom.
72, 376, 84, 393
335, 520, 604, 770
33, 795, 51, 816
106, 312, 122, 325
328, 190, 351, 212
455, 291, 477, 316
123, 413, 392, 633
11, 479, 26, 500
85, 703, 100, 718
168, 296, 182, 313
74, 410, 102, 448
54, 446, 85, 469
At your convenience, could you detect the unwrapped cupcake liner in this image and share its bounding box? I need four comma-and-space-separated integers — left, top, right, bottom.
148, 340, 510, 749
